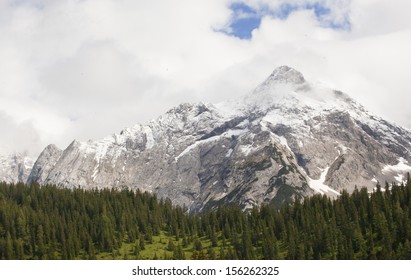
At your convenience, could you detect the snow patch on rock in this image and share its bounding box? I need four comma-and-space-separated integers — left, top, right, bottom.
144, 126, 155, 149
382, 158, 411, 183
308, 167, 340, 195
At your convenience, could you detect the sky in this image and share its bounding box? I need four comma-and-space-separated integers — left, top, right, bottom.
1, 0, 411, 157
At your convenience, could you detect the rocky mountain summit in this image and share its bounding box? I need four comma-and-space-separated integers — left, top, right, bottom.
14, 66, 411, 211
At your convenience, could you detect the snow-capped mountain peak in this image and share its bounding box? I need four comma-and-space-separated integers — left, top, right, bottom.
266, 65, 306, 85
13, 65, 411, 212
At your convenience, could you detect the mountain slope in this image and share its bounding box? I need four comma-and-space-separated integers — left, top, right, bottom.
26, 66, 411, 211
0, 153, 34, 184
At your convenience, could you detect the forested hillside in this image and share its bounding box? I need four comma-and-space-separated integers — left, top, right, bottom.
1, 179, 411, 260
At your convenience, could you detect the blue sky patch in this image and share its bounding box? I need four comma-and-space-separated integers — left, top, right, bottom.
305, 2, 350, 30
306, 2, 331, 18
227, 2, 262, 40
223, 1, 350, 40
271, 3, 298, 20
270, 3, 331, 19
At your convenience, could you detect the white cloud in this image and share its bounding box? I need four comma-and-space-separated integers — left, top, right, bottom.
0, 0, 410, 157
350, 0, 411, 36
0, 111, 42, 155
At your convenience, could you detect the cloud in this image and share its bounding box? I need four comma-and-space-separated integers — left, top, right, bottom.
0, 111, 42, 156
350, 0, 411, 35
0, 0, 410, 157
0, 0, 235, 154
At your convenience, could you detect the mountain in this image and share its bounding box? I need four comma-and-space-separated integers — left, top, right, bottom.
0, 153, 34, 184
25, 66, 411, 212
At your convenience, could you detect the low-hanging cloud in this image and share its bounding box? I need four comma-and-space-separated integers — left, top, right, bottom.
0, 111, 42, 156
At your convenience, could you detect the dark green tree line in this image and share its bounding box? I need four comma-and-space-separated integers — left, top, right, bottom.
1, 177, 411, 260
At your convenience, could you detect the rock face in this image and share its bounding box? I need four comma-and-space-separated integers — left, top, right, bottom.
27, 144, 63, 185
26, 66, 411, 212
0, 154, 34, 184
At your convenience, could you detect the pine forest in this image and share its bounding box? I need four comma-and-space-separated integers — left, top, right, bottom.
1, 178, 411, 260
